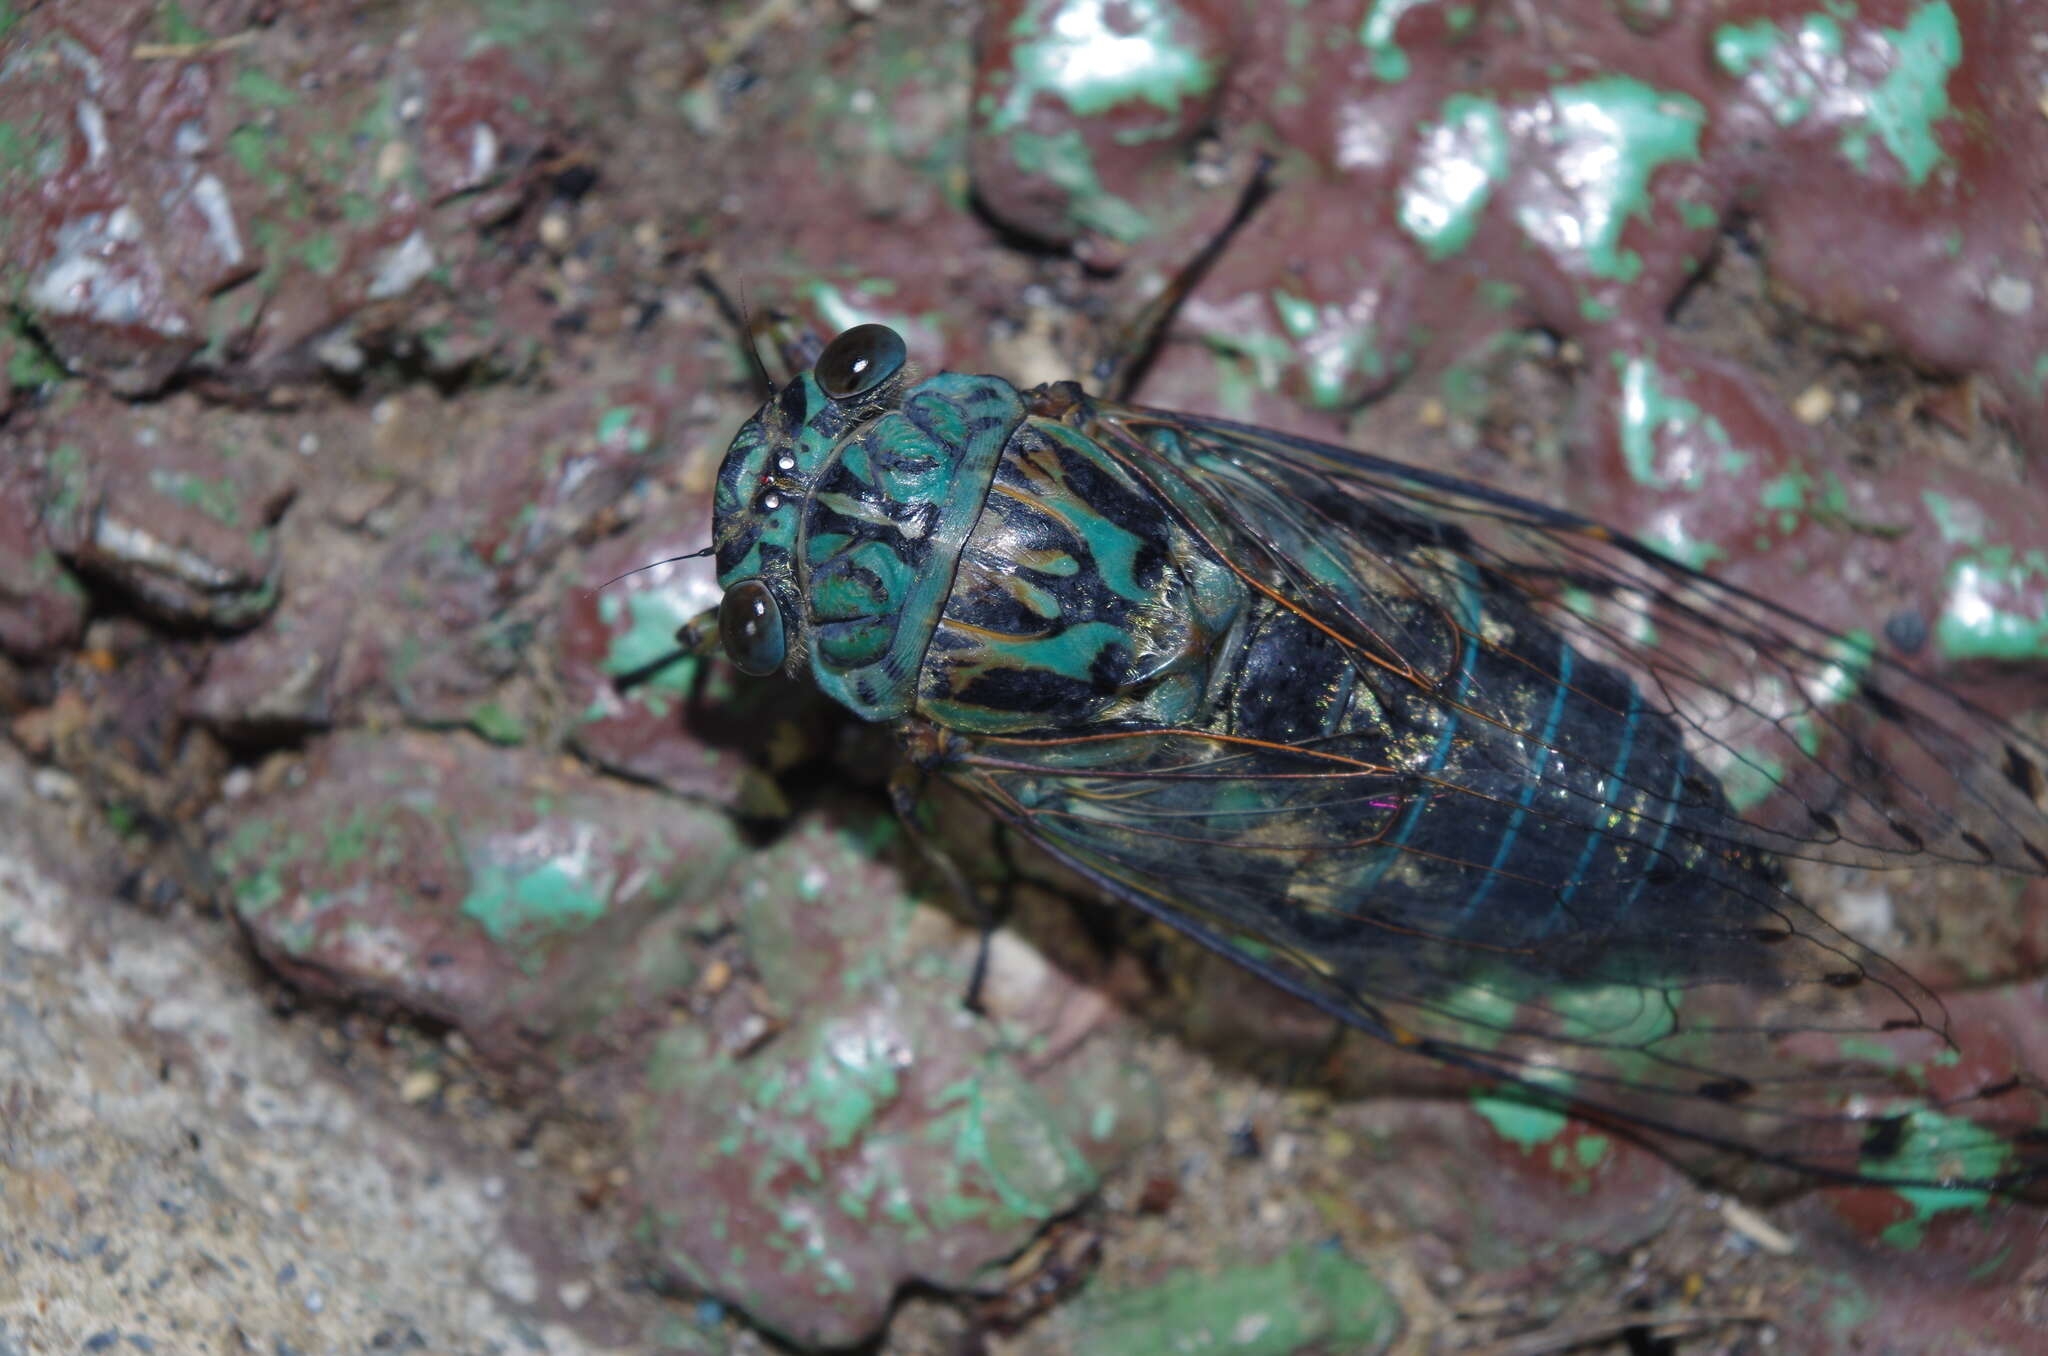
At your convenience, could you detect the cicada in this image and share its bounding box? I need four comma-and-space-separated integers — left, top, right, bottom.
684, 320, 2048, 1200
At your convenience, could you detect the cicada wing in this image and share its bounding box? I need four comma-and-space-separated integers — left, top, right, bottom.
931, 390, 2048, 1195
1087, 401, 2048, 882
946, 730, 2048, 1198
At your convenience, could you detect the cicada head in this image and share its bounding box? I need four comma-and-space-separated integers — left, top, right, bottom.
695, 324, 914, 681
692, 323, 1022, 723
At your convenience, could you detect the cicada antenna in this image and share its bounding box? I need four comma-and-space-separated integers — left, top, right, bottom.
695, 269, 778, 401
589, 545, 720, 692
1093, 152, 1278, 403
591, 545, 714, 594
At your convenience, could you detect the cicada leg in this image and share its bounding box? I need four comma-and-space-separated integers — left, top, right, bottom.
693, 269, 822, 398
886, 760, 1005, 1015
584, 604, 712, 697
1090, 152, 1276, 401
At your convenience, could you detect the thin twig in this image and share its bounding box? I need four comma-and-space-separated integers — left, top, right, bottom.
132, 31, 259, 60
1460, 1308, 1774, 1356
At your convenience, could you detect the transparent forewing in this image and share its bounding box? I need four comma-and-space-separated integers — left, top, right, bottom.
1102, 403, 2048, 879
935, 395, 2048, 1196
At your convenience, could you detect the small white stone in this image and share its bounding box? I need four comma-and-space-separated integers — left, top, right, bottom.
367, 229, 435, 301
467, 122, 499, 182
76, 100, 109, 166
398, 1070, 441, 1103
1989, 274, 2034, 315
188, 172, 246, 268
478, 1242, 539, 1304
1720, 1198, 1797, 1255
1791, 383, 1833, 424
314, 329, 365, 374
31, 768, 79, 802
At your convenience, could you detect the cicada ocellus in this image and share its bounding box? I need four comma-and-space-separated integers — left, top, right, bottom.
685, 321, 2048, 1199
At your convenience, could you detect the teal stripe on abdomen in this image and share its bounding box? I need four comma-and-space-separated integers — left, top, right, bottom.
1547, 682, 1642, 930
1354, 562, 1483, 893
1455, 644, 1575, 922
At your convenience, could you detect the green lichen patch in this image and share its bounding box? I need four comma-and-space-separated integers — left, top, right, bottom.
1360, 0, 1436, 83
1715, 3, 1961, 186
1852, 2, 1962, 186
1399, 93, 1509, 260
1861, 1107, 2013, 1248
989, 0, 1218, 134
1515, 77, 1704, 283
1005, 128, 1152, 242
1934, 547, 2048, 661
1713, 12, 1846, 126
1062, 1243, 1402, 1356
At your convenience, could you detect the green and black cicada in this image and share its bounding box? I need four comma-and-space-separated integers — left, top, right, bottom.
684, 321, 2048, 1199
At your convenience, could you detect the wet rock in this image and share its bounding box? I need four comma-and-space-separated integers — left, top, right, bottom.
0, 313, 74, 423
557, 526, 833, 817
366, 376, 693, 729
181, 591, 350, 735
970, 0, 1237, 255
971, 0, 2048, 491
24, 203, 206, 396
468, 380, 678, 596
632, 814, 1158, 1349
1786, 980, 2048, 1267
0, 734, 661, 1356
1041, 1243, 1402, 1356
1565, 342, 2048, 879
0, 3, 558, 399
18, 2, 2045, 1349
1371, 1096, 1688, 1258
1763, 1082, 2048, 1354
0, 457, 87, 658
211, 728, 1157, 1347
33, 391, 292, 627
660, 1, 1026, 377
0, 7, 253, 393
186, 364, 701, 737
215, 730, 742, 1071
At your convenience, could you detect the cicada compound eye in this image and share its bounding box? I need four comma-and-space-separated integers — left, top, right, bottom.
814, 323, 907, 400
717, 578, 787, 677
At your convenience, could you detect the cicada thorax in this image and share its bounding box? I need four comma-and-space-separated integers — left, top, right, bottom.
788, 375, 1024, 720
917, 412, 1247, 732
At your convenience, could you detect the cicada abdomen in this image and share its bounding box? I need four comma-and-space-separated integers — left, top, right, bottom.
694, 324, 2048, 1198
